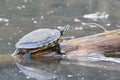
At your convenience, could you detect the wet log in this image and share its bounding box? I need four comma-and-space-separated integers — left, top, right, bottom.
63, 29, 120, 57
33, 29, 120, 58
0, 29, 120, 65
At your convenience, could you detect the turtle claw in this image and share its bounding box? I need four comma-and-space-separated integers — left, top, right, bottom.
23, 50, 30, 58
57, 50, 66, 55
61, 50, 65, 53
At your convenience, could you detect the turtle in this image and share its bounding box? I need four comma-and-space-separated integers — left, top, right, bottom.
12, 25, 70, 58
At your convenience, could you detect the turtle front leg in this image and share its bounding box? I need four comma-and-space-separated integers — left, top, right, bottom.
23, 50, 31, 58
55, 42, 65, 55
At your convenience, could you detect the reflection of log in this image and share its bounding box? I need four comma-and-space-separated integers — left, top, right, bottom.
0, 54, 15, 66
0, 29, 120, 65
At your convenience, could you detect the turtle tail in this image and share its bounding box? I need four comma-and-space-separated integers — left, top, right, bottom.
59, 25, 70, 35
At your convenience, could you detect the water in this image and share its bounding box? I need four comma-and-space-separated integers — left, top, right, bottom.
0, 0, 120, 80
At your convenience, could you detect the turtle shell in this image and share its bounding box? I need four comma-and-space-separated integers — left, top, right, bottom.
16, 29, 61, 49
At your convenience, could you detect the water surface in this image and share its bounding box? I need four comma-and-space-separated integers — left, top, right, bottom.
0, 0, 120, 80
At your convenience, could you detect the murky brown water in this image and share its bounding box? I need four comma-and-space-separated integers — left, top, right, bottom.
0, 0, 120, 80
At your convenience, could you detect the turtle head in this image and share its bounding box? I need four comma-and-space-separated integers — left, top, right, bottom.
59, 25, 70, 35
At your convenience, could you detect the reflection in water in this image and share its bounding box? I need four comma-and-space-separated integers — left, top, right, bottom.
78, 22, 108, 32
0, 17, 9, 22
65, 52, 120, 63
14, 55, 120, 80
16, 62, 58, 80
85, 23, 108, 32
83, 12, 109, 21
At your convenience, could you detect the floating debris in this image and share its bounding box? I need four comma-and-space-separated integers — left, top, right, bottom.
103, 66, 107, 69
21, 5, 26, 8
67, 74, 73, 78
9, 37, 13, 40
83, 12, 109, 21
74, 18, 81, 22
19, 70, 22, 73
0, 18, 9, 22
47, 10, 54, 15
14, 33, 17, 35
26, 76, 30, 79
86, 23, 108, 32
17, 5, 26, 10
17, 6, 22, 10
81, 77, 85, 80
52, 76, 57, 79
32, 18, 35, 20
41, 16, 44, 19
4, 19, 9, 22
33, 21, 38, 24
106, 23, 111, 26
75, 27, 83, 30
77, 73, 80, 76
57, 26, 62, 29
8, 42, 12, 45
5, 23, 9, 26
81, 22, 87, 25
89, 25, 97, 28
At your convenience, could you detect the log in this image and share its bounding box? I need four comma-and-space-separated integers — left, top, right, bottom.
0, 29, 120, 65
64, 29, 120, 57
32, 29, 120, 58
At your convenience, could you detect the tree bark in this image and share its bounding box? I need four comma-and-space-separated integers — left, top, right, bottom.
63, 29, 120, 57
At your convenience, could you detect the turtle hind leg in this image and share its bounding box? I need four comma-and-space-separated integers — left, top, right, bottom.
23, 50, 31, 58
12, 49, 20, 56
